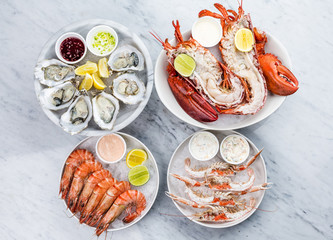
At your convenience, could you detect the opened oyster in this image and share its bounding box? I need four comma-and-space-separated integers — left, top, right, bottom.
59, 94, 92, 134
112, 73, 145, 105
35, 59, 75, 87
38, 82, 78, 110
92, 92, 119, 130
108, 45, 144, 71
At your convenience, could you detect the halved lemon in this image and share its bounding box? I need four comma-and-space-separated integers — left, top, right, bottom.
98, 57, 110, 78
92, 73, 106, 90
79, 73, 93, 91
75, 61, 98, 76
126, 149, 148, 168
128, 165, 149, 186
174, 54, 196, 77
234, 28, 254, 52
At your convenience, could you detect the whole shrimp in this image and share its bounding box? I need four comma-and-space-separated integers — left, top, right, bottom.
87, 181, 131, 226
79, 177, 116, 224
59, 149, 94, 199
185, 149, 263, 178
66, 159, 103, 212
96, 190, 146, 236
76, 169, 112, 212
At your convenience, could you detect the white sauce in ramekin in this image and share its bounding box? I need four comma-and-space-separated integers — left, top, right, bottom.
192, 17, 222, 48
221, 135, 250, 164
189, 131, 219, 161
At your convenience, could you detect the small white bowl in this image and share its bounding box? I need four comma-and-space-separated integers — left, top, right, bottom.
96, 133, 126, 164
191, 16, 222, 48
55, 32, 87, 64
220, 134, 250, 165
189, 131, 219, 161
86, 25, 118, 57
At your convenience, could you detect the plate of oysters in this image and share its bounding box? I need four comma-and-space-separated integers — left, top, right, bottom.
34, 19, 153, 135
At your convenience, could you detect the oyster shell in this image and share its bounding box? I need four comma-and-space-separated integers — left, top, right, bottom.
92, 92, 119, 130
38, 82, 78, 110
112, 73, 145, 105
108, 45, 144, 71
59, 94, 92, 134
35, 59, 75, 86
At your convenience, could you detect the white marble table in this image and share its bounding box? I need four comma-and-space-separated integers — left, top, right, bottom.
0, 0, 332, 239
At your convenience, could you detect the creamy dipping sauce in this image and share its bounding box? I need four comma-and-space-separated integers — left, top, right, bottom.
192, 17, 222, 47
97, 134, 125, 162
221, 135, 249, 164
189, 131, 219, 161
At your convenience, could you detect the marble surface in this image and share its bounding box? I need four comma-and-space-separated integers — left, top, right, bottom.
0, 0, 332, 239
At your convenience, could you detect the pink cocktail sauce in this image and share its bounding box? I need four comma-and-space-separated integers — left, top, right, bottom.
97, 134, 125, 162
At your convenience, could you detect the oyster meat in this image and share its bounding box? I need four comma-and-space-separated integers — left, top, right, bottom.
39, 82, 78, 110
92, 92, 119, 130
59, 95, 92, 134
108, 45, 144, 71
35, 59, 75, 86
112, 73, 145, 105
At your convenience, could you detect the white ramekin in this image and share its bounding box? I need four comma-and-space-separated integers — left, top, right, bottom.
189, 131, 219, 161
191, 16, 222, 48
220, 134, 250, 165
55, 32, 87, 64
86, 25, 118, 57
96, 133, 126, 164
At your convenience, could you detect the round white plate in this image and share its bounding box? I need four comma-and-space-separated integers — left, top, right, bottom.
60, 132, 159, 232
167, 130, 267, 228
155, 30, 291, 130
35, 19, 154, 136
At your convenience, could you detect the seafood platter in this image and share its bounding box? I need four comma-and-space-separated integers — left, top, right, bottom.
167, 130, 271, 228
34, 19, 153, 135
59, 132, 159, 235
154, 1, 299, 130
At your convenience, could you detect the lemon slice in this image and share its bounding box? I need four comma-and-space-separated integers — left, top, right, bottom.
98, 58, 110, 78
92, 73, 106, 90
75, 61, 98, 76
126, 149, 148, 168
174, 54, 196, 77
128, 165, 149, 186
234, 28, 254, 52
79, 73, 93, 91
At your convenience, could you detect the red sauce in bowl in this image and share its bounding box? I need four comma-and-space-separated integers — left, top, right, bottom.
60, 37, 85, 62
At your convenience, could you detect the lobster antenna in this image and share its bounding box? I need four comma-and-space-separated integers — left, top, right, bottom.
149, 30, 164, 45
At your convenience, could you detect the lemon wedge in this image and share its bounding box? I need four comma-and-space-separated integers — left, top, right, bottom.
128, 165, 149, 186
75, 61, 98, 76
234, 28, 254, 52
126, 149, 148, 168
98, 58, 110, 78
92, 73, 106, 90
174, 54, 196, 77
79, 73, 93, 91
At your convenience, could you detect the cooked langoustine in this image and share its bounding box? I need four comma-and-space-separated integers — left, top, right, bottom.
87, 181, 131, 226
59, 149, 94, 199
171, 168, 255, 192
184, 182, 271, 206
199, 2, 267, 114
66, 159, 103, 212
185, 149, 263, 178
76, 169, 112, 212
166, 192, 256, 222
151, 20, 248, 122
96, 190, 146, 236
79, 177, 116, 224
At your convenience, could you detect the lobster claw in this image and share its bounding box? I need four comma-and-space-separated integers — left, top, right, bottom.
167, 64, 218, 122
258, 54, 299, 96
